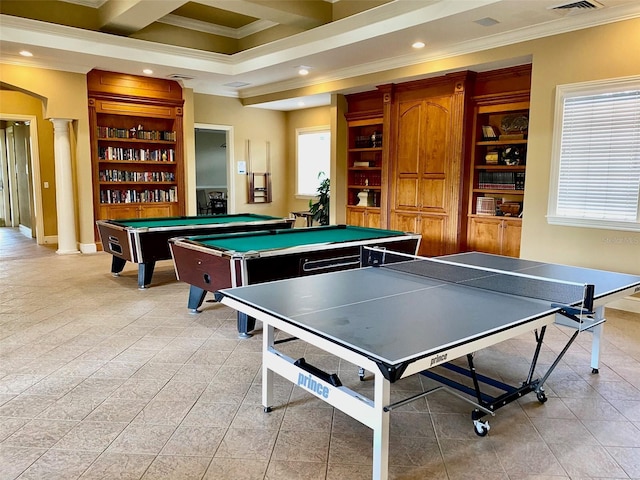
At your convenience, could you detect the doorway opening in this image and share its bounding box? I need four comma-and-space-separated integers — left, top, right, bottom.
195, 124, 234, 215
0, 117, 43, 243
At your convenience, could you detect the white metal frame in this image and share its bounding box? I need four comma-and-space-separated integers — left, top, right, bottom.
220, 296, 560, 480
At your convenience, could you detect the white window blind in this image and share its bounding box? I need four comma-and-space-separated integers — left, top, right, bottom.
549, 77, 640, 231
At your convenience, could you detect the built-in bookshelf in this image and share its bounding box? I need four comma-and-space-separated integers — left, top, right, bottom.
345, 114, 384, 228
87, 70, 185, 224
467, 90, 530, 257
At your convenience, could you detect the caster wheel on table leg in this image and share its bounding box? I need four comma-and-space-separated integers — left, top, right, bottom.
264, 406, 272, 413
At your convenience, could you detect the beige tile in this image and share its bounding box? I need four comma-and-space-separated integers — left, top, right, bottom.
17, 449, 99, 480
214, 428, 278, 460
0, 445, 47, 479
161, 425, 226, 456
280, 404, 334, 432
107, 423, 176, 455
140, 455, 211, 479
548, 443, 628, 477
4, 418, 78, 448
131, 399, 195, 426
203, 457, 268, 479
53, 420, 127, 451
606, 446, 640, 478
530, 417, 599, 445
84, 398, 147, 423
582, 419, 640, 447
265, 460, 327, 480
79, 452, 155, 479
180, 401, 239, 428
271, 429, 330, 463
36, 394, 104, 421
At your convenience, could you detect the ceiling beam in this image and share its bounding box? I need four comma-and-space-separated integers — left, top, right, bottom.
98, 0, 188, 35
197, 0, 332, 29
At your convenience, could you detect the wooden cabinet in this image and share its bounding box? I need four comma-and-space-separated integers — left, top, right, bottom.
466, 91, 529, 257
345, 114, 384, 228
467, 216, 521, 257
390, 74, 472, 257
87, 70, 185, 227
346, 206, 381, 228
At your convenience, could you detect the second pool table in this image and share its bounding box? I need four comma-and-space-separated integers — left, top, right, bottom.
169, 225, 421, 337
96, 214, 294, 289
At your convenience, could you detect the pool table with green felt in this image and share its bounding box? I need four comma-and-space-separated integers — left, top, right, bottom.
169, 225, 421, 337
96, 214, 294, 289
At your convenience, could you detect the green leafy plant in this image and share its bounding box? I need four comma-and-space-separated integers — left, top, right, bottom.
308, 173, 330, 226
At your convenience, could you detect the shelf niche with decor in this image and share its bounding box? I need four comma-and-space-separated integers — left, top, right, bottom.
345, 105, 386, 228
467, 90, 530, 257
87, 69, 185, 230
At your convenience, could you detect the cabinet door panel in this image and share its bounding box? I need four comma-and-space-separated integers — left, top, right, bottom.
420, 177, 446, 211
141, 204, 173, 218
501, 219, 522, 257
422, 100, 451, 175
418, 215, 446, 257
467, 217, 501, 255
395, 177, 419, 210
391, 212, 419, 235
396, 103, 421, 172
346, 207, 366, 227
99, 205, 140, 220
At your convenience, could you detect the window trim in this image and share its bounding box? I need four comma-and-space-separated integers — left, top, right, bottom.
547, 75, 640, 232
295, 125, 331, 198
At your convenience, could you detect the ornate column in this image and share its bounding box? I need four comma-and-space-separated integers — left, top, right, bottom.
49, 118, 79, 254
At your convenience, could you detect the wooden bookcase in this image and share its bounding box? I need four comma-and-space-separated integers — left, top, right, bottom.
87, 70, 185, 227
467, 91, 530, 257
345, 114, 384, 228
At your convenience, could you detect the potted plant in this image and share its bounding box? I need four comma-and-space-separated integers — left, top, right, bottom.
309, 173, 330, 226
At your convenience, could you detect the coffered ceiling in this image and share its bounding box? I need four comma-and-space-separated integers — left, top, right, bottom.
1, 0, 639, 110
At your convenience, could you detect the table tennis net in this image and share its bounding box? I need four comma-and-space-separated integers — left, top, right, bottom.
362, 248, 592, 310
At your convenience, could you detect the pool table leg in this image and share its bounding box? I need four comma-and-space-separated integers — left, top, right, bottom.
237, 313, 256, 339
138, 262, 155, 289
111, 256, 127, 276
187, 286, 208, 313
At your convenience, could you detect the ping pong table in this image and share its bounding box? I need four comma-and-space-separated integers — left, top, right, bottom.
215, 249, 640, 480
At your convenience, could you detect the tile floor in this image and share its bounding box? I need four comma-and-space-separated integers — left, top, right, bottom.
1, 227, 639, 479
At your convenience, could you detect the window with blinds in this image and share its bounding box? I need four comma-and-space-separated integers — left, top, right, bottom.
548, 76, 640, 231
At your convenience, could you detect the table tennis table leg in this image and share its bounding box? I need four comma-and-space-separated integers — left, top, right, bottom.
590, 306, 605, 374
372, 372, 391, 480
262, 323, 275, 412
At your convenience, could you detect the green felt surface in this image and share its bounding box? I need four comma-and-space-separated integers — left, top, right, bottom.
115, 214, 281, 229
193, 226, 407, 252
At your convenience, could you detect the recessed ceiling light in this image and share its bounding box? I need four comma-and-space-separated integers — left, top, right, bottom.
143, 69, 153, 75
297, 66, 311, 76
19, 50, 33, 57
412, 41, 425, 49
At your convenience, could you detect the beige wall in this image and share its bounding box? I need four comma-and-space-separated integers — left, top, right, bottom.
521, 19, 640, 274
0, 90, 57, 235
285, 106, 332, 220
193, 94, 289, 217
0, 64, 92, 247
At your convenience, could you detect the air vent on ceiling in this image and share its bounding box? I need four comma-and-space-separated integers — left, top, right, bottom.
549, 0, 604, 13
167, 74, 195, 80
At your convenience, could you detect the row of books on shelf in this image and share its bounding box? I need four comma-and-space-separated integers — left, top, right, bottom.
100, 187, 178, 204
99, 147, 175, 162
97, 127, 176, 141
350, 172, 382, 187
477, 171, 525, 190
99, 170, 175, 183
354, 132, 382, 148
